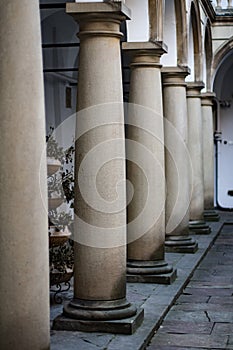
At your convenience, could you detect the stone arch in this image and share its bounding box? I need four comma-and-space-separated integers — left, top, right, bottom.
212, 36, 233, 84
174, 0, 188, 65
161, 0, 179, 66
149, 0, 165, 42
189, 0, 203, 81
161, 0, 188, 67
204, 19, 213, 91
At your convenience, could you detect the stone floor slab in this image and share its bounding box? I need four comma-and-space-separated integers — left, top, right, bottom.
212, 322, 233, 335
173, 302, 232, 312
178, 294, 210, 303
158, 320, 213, 334
183, 287, 233, 297
208, 296, 233, 304
164, 310, 209, 322
148, 333, 228, 349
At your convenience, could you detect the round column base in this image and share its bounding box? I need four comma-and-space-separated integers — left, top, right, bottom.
127, 259, 173, 275
165, 235, 198, 254
204, 210, 220, 222
127, 259, 177, 284
189, 220, 211, 234
63, 298, 137, 321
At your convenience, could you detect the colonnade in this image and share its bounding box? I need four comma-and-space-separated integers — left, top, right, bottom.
0, 1, 217, 346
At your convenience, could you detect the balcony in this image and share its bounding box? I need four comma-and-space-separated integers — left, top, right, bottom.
211, 0, 233, 14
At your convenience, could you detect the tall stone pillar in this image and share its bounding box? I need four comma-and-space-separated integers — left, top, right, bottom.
201, 93, 219, 221
53, 2, 143, 334
123, 42, 176, 284
186, 82, 211, 234
162, 67, 198, 253
0, 1, 50, 349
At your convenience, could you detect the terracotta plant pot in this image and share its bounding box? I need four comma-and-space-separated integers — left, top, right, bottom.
47, 157, 61, 176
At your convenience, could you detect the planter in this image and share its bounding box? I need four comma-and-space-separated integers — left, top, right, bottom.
47, 157, 61, 176
50, 270, 73, 286
48, 197, 64, 210
49, 231, 71, 247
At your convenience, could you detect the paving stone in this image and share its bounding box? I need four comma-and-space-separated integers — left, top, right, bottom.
183, 287, 233, 297
173, 302, 232, 312
157, 320, 213, 334
51, 331, 109, 350
191, 268, 231, 279
207, 311, 233, 323
178, 294, 209, 303
208, 296, 233, 304
188, 281, 233, 288
148, 333, 228, 349
227, 335, 233, 349
164, 310, 208, 322
148, 347, 208, 350
212, 322, 233, 335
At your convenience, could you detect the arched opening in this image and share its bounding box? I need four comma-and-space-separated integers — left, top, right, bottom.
174, 0, 188, 66
149, 0, 164, 42
204, 20, 213, 91
161, 0, 177, 66
41, 8, 79, 131
187, 1, 203, 82
213, 47, 233, 208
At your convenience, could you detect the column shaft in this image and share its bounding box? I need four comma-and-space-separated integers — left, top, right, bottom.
162, 67, 198, 253
0, 1, 50, 349
186, 83, 205, 220
53, 2, 143, 333
201, 93, 215, 209
123, 42, 176, 283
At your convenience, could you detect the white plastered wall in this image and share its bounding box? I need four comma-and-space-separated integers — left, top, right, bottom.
125, 0, 149, 42
161, 0, 177, 66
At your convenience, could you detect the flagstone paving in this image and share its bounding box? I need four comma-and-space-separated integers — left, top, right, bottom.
147, 223, 233, 350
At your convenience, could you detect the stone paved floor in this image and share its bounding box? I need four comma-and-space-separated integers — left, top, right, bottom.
147, 220, 233, 350
50, 212, 232, 349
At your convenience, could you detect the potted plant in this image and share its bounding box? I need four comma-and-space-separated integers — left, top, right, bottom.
46, 128, 75, 295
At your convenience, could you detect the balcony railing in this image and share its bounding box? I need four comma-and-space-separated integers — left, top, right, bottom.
212, 0, 233, 10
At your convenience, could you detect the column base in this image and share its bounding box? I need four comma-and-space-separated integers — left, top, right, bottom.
189, 220, 212, 234
127, 260, 177, 284
165, 235, 198, 254
203, 210, 220, 222
53, 298, 144, 335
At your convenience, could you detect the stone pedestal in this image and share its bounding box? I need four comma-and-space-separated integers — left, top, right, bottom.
53, 2, 143, 334
0, 1, 50, 349
186, 82, 211, 234
162, 67, 198, 254
122, 42, 176, 284
201, 93, 220, 222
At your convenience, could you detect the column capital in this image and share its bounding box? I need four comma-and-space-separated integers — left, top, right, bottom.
66, 2, 131, 39
161, 65, 191, 87
201, 92, 216, 107
67, 1, 131, 18
122, 41, 167, 67
186, 81, 205, 97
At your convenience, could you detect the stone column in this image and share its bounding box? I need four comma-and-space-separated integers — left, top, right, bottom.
201, 93, 219, 221
53, 2, 143, 334
162, 67, 198, 253
186, 82, 211, 234
0, 1, 50, 349
123, 42, 176, 284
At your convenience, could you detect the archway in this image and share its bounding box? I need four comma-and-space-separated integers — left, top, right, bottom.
213, 46, 233, 208
187, 0, 203, 82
